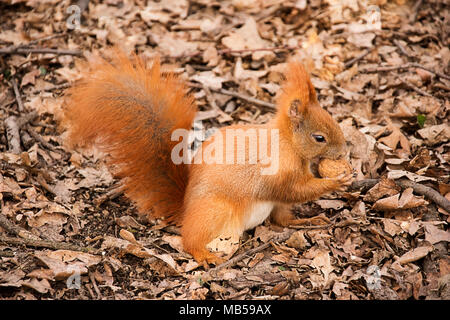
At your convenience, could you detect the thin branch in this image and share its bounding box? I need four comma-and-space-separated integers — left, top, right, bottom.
409, 0, 423, 23
395, 179, 450, 213
94, 184, 125, 206
31, 82, 70, 94
0, 47, 82, 56
400, 79, 433, 97
218, 87, 277, 111
361, 63, 450, 81
351, 178, 450, 213
25, 124, 65, 155
0, 235, 99, 254
202, 85, 233, 122
344, 47, 373, 69
189, 82, 276, 111
204, 231, 293, 277
4, 111, 38, 154
393, 39, 412, 58
11, 77, 24, 112
409, 62, 450, 81
0, 213, 42, 241
171, 45, 297, 59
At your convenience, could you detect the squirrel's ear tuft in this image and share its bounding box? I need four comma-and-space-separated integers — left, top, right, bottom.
288, 99, 306, 127
277, 61, 318, 118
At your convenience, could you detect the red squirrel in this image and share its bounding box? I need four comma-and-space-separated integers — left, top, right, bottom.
63, 51, 352, 265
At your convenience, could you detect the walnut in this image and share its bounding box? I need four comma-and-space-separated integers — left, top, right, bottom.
318, 158, 353, 178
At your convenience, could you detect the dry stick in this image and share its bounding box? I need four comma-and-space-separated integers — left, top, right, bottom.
409, 62, 450, 81
94, 184, 125, 206
351, 178, 450, 213
5, 78, 27, 153
174, 45, 297, 60
189, 82, 276, 111
409, 0, 423, 23
396, 179, 450, 213
16, 111, 38, 128
203, 85, 233, 122
401, 79, 433, 97
219, 88, 277, 111
218, 45, 298, 57
0, 47, 82, 56
11, 77, 24, 112
1, 33, 67, 53
393, 39, 412, 58
26, 33, 68, 46
0, 235, 99, 254
362, 63, 450, 81
205, 223, 332, 276
4, 111, 39, 154
0, 213, 41, 241
344, 47, 373, 69
31, 82, 70, 94
25, 124, 65, 155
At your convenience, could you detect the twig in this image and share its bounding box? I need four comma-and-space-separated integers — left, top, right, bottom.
25, 124, 65, 155
361, 63, 450, 81
0, 213, 41, 241
189, 82, 277, 111
409, 0, 423, 23
17, 111, 39, 128
219, 88, 277, 111
202, 85, 233, 122
344, 47, 373, 69
31, 82, 70, 94
396, 179, 450, 213
89, 272, 102, 299
350, 179, 378, 190
218, 45, 297, 57
4, 111, 39, 154
11, 77, 24, 112
393, 39, 412, 58
204, 231, 294, 277
0, 47, 82, 56
401, 79, 433, 97
171, 45, 297, 60
26, 33, 68, 46
351, 178, 450, 213
0, 235, 99, 254
409, 62, 450, 81
94, 184, 125, 206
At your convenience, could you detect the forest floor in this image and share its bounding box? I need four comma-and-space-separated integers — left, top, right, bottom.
0, 0, 449, 300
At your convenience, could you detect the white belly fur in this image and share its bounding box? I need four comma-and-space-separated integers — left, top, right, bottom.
244, 201, 274, 231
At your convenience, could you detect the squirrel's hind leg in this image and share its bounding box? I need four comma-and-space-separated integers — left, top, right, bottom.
181, 197, 242, 267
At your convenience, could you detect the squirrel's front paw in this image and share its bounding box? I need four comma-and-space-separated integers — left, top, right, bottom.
329, 172, 353, 192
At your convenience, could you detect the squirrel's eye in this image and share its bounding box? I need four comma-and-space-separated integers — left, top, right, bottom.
312, 134, 326, 143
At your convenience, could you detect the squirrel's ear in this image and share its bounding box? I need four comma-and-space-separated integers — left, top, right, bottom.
288, 99, 306, 126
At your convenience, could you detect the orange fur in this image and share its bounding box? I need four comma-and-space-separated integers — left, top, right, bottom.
63, 55, 350, 265
63, 51, 196, 224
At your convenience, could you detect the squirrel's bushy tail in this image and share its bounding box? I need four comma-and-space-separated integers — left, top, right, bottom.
63, 51, 196, 224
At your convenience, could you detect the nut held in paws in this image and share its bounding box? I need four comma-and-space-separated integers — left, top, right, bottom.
318, 158, 353, 178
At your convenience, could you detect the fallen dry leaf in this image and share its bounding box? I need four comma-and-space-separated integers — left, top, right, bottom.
34, 250, 102, 280
396, 246, 433, 265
